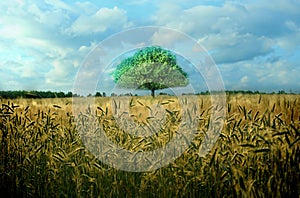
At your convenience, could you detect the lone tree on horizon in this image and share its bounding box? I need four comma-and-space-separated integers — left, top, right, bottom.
112, 46, 189, 97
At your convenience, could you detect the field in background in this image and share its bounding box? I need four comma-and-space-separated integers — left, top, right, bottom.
0, 94, 299, 197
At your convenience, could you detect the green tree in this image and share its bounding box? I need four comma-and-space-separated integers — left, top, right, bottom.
95, 92, 102, 97
66, 91, 73, 97
112, 46, 189, 97
57, 92, 65, 98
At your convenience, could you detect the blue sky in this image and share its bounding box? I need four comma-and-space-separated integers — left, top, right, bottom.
1, 0, 300, 95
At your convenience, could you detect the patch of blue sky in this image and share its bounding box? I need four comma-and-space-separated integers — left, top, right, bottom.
289, 49, 300, 63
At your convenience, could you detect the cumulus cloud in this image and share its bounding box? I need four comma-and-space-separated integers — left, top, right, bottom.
45, 0, 74, 12
0, 1, 137, 92
0, 58, 46, 91
199, 32, 274, 63
276, 21, 300, 51
153, 3, 244, 36
240, 76, 249, 84
220, 57, 300, 92
67, 6, 132, 35
153, 0, 300, 64
45, 59, 76, 88
151, 28, 188, 48
0, 0, 299, 93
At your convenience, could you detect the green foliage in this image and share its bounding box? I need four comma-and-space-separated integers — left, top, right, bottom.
95, 92, 102, 97
0, 90, 80, 99
113, 46, 189, 96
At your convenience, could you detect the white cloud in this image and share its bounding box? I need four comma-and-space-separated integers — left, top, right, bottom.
67, 6, 132, 35
151, 28, 187, 47
3, 60, 38, 78
220, 57, 300, 92
126, 0, 152, 5
153, 0, 300, 64
256, 60, 298, 85
0, 1, 96, 91
45, 0, 74, 12
28, 4, 71, 26
74, 1, 98, 15
153, 3, 244, 36
276, 20, 300, 51
0, 0, 299, 93
240, 76, 249, 84
45, 59, 76, 87
199, 32, 274, 63
0, 17, 31, 39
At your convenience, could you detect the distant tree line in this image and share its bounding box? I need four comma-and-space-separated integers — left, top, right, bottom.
0, 91, 114, 99
181, 90, 294, 95
224, 90, 294, 95
0, 90, 77, 99
0, 89, 296, 99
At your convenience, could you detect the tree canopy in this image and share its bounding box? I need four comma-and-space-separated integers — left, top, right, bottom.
112, 46, 189, 97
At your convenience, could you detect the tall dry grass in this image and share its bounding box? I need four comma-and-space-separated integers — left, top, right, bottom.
0, 94, 299, 197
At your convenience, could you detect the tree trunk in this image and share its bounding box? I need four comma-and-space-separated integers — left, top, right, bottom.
151, 89, 155, 97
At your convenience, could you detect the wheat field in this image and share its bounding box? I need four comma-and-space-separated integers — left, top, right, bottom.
0, 94, 299, 197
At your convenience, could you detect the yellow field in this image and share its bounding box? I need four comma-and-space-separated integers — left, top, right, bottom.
0, 94, 299, 197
